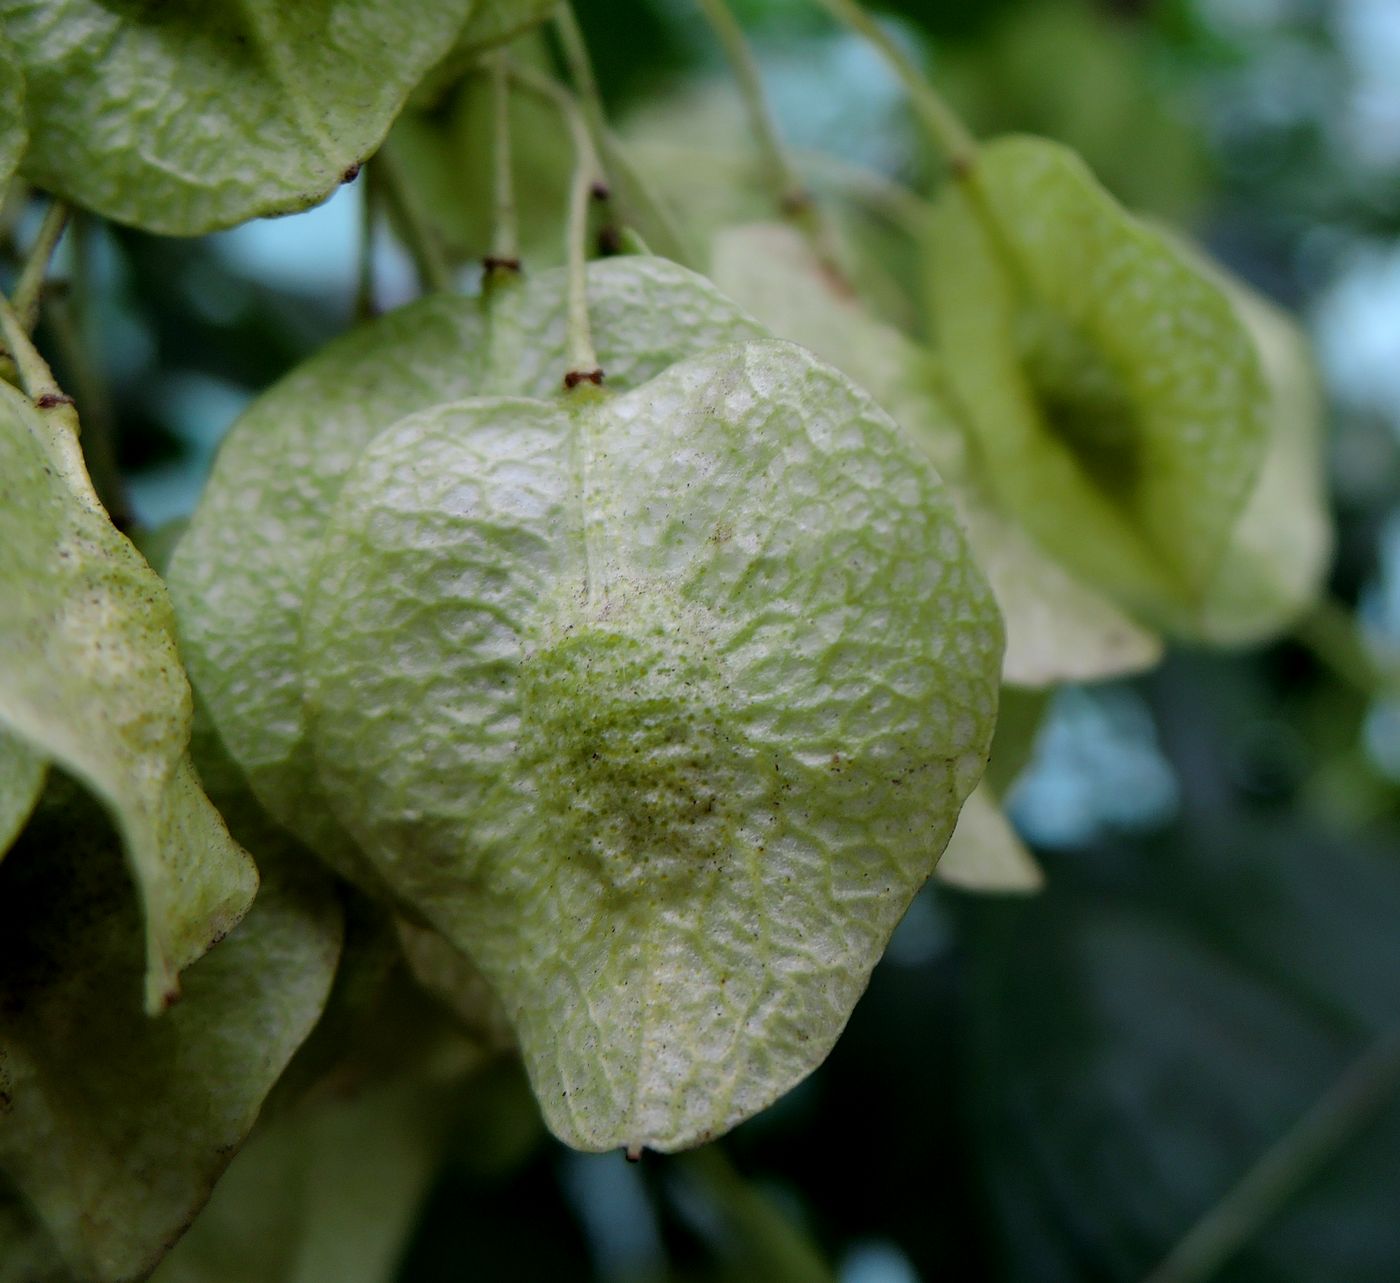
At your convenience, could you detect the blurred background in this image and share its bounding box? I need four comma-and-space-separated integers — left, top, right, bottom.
23, 0, 1400, 1278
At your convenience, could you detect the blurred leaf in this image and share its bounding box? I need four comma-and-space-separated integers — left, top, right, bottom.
0, 381, 255, 1009
0, 0, 475, 234
0, 25, 24, 191
395, 918, 514, 1051
938, 0, 1208, 221
927, 135, 1269, 633
964, 828, 1400, 1281
0, 785, 343, 1283
670, 1147, 834, 1283
390, 58, 573, 268
151, 1076, 448, 1283
0, 1177, 67, 1283
936, 783, 1042, 894
1199, 278, 1334, 644
414, 0, 559, 103
622, 82, 921, 327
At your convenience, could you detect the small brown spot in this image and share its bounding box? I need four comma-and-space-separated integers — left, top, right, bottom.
341, 163, 362, 183
780, 187, 812, 216
624, 1143, 643, 1162
35, 392, 75, 409
596, 224, 622, 256
590, 180, 611, 202
563, 367, 605, 391
482, 254, 522, 276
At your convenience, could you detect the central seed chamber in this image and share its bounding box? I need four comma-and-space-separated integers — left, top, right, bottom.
517, 596, 740, 897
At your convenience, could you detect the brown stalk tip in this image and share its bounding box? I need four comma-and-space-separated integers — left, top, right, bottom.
596, 225, 622, 256
624, 1144, 643, 1163
563, 367, 605, 391
341, 162, 362, 183
948, 152, 975, 182
780, 187, 813, 216
35, 392, 75, 409
589, 180, 611, 202
482, 255, 523, 276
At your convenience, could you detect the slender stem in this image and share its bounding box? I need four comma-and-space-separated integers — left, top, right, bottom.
675, 1147, 834, 1283
375, 144, 452, 295
553, 4, 608, 145
354, 164, 378, 321
507, 63, 602, 385
46, 290, 129, 527
696, 0, 808, 211
552, 4, 696, 267
810, 0, 976, 174
1294, 597, 1400, 699
0, 288, 73, 417
562, 121, 601, 382
13, 200, 71, 333
794, 147, 929, 239
62, 215, 128, 525
697, 0, 851, 285
1145, 1028, 1400, 1283
0, 288, 99, 509
486, 51, 521, 282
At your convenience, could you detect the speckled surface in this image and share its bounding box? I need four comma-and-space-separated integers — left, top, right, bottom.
0, 0, 475, 234
0, 382, 256, 1009
301, 340, 1002, 1151
169, 258, 768, 886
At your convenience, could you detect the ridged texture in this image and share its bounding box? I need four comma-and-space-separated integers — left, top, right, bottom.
0, 0, 475, 233
168, 258, 768, 886
300, 340, 1002, 1152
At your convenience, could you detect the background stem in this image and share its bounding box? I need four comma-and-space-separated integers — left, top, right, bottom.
375, 145, 452, 295
1145, 1029, 1400, 1283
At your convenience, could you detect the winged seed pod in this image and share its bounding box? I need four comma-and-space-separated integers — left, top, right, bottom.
299, 340, 1001, 1152
927, 135, 1276, 636
0, 380, 256, 1012
172, 258, 1002, 1152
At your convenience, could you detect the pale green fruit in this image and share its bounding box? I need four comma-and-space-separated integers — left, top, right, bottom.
0, 0, 474, 234
0, 381, 256, 1010
299, 339, 1003, 1153
1195, 273, 1334, 643
712, 221, 1161, 688
0, 787, 342, 1283
169, 258, 770, 887
927, 136, 1270, 633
